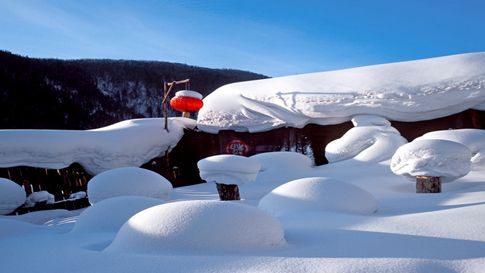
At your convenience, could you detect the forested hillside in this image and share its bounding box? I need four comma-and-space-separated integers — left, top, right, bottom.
0, 51, 267, 129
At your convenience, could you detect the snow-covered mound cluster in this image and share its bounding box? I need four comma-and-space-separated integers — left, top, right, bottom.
25, 191, 55, 207
325, 115, 408, 163
391, 139, 472, 182
416, 129, 485, 168
258, 177, 378, 216
87, 167, 173, 204
106, 200, 285, 254
197, 155, 261, 185
0, 178, 26, 215
0, 118, 195, 174
198, 52, 485, 133
71, 196, 165, 234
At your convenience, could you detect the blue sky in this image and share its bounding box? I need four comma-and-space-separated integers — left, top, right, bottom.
1, 0, 484, 77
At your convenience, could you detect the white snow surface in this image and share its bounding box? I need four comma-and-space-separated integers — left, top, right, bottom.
174, 90, 203, 99
325, 115, 408, 163
3, 137, 485, 272
0, 178, 26, 215
197, 154, 261, 185
391, 139, 472, 182
105, 200, 285, 254
0, 118, 195, 175
258, 177, 378, 216
25, 191, 55, 207
416, 129, 485, 167
198, 52, 485, 132
71, 196, 165, 234
87, 167, 173, 204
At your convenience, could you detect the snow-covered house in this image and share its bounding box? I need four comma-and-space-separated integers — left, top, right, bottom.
194, 52, 485, 164
1, 52, 485, 205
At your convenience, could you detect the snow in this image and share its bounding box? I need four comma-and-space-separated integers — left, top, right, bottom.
174, 90, 203, 99
197, 154, 261, 185
0, 117, 196, 175
197, 52, 485, 133
325, 115, 408, 163
105, 200, 285, 254
3, 53, 485, 272
258, 177, 378, 216
416, 129, 485, 168
0, 178, 26, 215
391, 139, 472, 182
25, 191, 55, 207
71, 196, 165, 234
87, 167, 173, 204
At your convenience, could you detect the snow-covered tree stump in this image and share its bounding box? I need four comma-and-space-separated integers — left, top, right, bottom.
416, 176, 441, 193
216, 183, 240, 201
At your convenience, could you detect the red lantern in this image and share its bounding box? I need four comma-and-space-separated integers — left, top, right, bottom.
169, 90, 204, 116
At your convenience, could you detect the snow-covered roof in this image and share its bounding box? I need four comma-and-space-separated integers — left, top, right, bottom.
197, 52, 485, 133
0, 118, 196, 175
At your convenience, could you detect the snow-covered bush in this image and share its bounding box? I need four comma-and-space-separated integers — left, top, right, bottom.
25, 191, 55, 208
71, 196, 165, 234
416, 129, 485, 168
391, 139, 472, 183
105, 200, 285, 254
325, 115, 407, 163
258, 177, 378, 216
0, 178, 26, 215
87, 167, 173, 204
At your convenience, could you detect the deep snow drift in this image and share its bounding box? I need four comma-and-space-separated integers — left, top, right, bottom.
87, 167, 173, 204
2, 125, 485, 273
198, 52, 485, 132
0, 118, 196, 174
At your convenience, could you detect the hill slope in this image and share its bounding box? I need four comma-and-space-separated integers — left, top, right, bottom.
0, 51, 267, 129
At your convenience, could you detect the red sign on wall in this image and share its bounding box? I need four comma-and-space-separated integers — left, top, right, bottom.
225, 139, 250, 156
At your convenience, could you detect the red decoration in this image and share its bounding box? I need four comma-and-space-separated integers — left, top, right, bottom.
170, 96, 203, 112
225, 139, 250, 156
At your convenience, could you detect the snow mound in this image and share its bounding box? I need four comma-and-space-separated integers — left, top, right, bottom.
0, 218, 48, 238
87, 167, 173, 204
197, 155, 261, 185
258, 177, 378, 216
0, 118, 195, 175
416, 129, 485, 167
325, 115, 408, 163
198, 52, 485, 133
71, 196, 165, 234
25, 191, 55, 208
0, 178, 26, 215
391, 139, 472, 182
250, 151, 313, 171
105, 200, 285, 254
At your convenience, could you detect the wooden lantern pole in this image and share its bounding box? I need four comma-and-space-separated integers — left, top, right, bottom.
162, 79, 190, 132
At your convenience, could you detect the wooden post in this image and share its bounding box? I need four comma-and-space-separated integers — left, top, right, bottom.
416, 176, 441, 193
215, 183, 240, 201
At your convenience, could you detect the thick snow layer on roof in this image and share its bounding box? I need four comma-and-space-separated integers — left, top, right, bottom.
198, 52, 485, 133
0, 118, 195, 175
